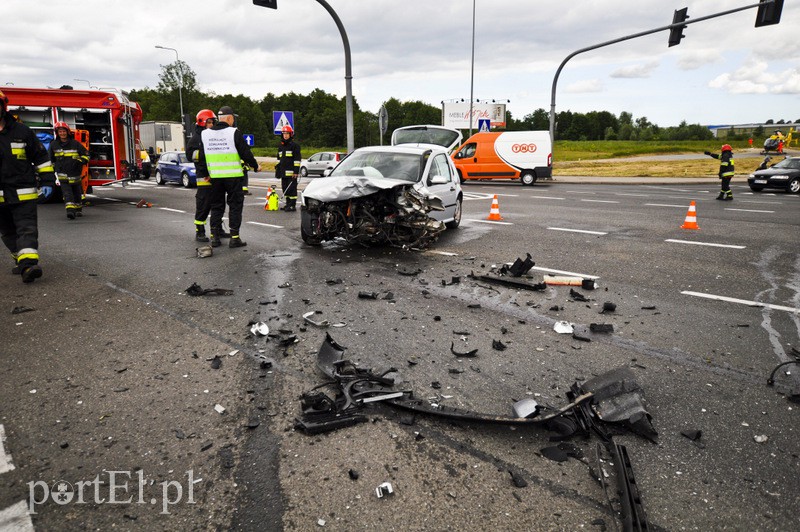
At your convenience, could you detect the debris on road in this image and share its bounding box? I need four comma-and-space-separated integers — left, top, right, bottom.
450, 342, 478, 358
196, 246, 213, 258
600, 302, 616, 314
186, 283, 233, 296
544, 275, 596, 289
11, 306, 35, 314
590, 323, 614, 334
512, 398, 539, 419
554, 321, 574, 334
499, 253, 535, 277
376, 482, 394, 498
214, 404, 226, 414
468, 272, 546, 292
569, 289, 589, 302
250, 322, 270, 336
303, 311, 330, 328
135, 199, 152, 208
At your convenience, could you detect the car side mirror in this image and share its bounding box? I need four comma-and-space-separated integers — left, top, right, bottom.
429, 174, 447, 185
454, 152, 462, 159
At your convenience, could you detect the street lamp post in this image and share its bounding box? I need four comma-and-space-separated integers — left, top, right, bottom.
155, 45, 184, 125
468, 0, 476, 137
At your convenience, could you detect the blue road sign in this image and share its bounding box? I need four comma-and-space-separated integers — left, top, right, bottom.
273, 111, 295, 134
478, 118, 491, 133
243, 134, 255, 146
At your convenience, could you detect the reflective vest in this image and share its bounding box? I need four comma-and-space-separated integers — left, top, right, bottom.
720, 155, 734, 178
201, 127, 243, 179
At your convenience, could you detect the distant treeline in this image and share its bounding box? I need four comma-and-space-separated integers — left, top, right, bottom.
131, 61, 791, 148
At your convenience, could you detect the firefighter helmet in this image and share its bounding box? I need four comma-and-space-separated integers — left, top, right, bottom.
0, 88, 7, 113
196, 109, 215, 126
721, 144, 732, 152
54, 121, 71, 133
281, 124, 294, 135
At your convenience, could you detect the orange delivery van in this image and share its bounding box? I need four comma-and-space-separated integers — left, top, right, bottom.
452, 131, 552, 185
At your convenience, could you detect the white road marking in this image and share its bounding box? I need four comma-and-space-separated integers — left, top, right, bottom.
681, 291, 799, 313
464, 218, 514, 225
615, 193, 650, 197
564, 190, 596, 194
645, 203, 691, 208
580, 199, 619, 204
0, 501, 35, 532
427, 250, 458, 256
529, 195, 565, 200
530, 266, 599, 279
547, 227, 607, 235
665, 239, 746, 249
159, 207, 186, 213
247, 221, 284, 229
0, 425, 14, 474
724, 208, 774, 213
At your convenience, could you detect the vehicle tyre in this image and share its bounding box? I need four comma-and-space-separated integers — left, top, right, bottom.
749, 185, 764, 192
301, 225, 322, 246
300, 166, 308, 177
457, 171, 465, 184
788, 178, 800, 194
520, 171, 536, 186
181, 172, 193, 188
155, 170, 164, 185
446, 197, 462, 229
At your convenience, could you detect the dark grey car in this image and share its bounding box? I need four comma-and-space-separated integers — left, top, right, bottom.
747, 156, 800, 193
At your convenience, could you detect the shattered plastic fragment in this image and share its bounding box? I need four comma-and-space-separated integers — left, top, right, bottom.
541, 446, 570, 462
512, 398, 540, 419
250, 322, 270, 336
211, 356, 221, 370
544, 275, 596, 289
376, 482, 394, 498
590, 323, 614, 334
754, 434, 768, 444
186, 283, 233, 296
569, 289, 589, 302
681, 429, 702, 441
492, 339, 507, 351
11, 306, 35, 314
214, 404, 226, 414
554, 321, 574, 334
501, 253, 535, 277
509, 470, 528, 488
303, 311, 330, 328
600, 302, 617, 313
358, 291, 378, 300
450, 342, 478, 358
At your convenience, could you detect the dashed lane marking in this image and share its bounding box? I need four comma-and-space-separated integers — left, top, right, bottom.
0, 424, 14, 474
724, 208, 775, 213
665, 239, 746, 249
0, 501, 34, 532
681, 291, 799, 314
159, 207, 186, 213
580, 199, 619, 204
247, 221, 284, 229
644, 203, 690, 208
547, 227, 607, 235
529, 195, 565, 200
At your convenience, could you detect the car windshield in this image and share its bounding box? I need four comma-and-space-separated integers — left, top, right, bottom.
329, 151, 423, 183
393, 127, 461, 149
178, 153, 191, 164
772, 158, 800, 170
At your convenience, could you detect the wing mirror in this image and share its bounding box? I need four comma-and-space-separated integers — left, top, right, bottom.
429, 174, 447, 185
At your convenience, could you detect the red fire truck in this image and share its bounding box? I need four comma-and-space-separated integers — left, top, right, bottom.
2, 87, 143, 197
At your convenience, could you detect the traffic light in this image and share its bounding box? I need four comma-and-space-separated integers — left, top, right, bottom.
253, 0, 277, 8
755, 0, 783, 27
668, 8, 689, 47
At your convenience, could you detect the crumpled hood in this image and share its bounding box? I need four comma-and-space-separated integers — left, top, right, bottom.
303, 174, 421, 203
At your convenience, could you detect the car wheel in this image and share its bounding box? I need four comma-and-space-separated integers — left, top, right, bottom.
749, 185, 764, 192
155, 170, 164, 185
181, 172, 193, 188
520, 171, 536, 186
301, 225, 322, 246
788, 178, 800, 194
446, 197, 462, 229
300, 166, 308, 177
458, 171, 465, 184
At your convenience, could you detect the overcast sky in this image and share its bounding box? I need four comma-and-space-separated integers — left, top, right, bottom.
4, 0, 799, 127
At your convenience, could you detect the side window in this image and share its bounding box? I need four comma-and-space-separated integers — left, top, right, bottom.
431, 154, 452, 183
459, 143, 476, 158
309, 153, 320, 162
321, 153, 332, 161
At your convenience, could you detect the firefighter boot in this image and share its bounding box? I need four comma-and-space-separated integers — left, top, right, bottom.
724, 191, 733, 201
67, 210, 76, 220
229, 235, 247, 248
76, 208, 83, 217
715, 191, 725, 200
196, 228, 210, 242
21, 265, 43, 284
210, 228, 222, 247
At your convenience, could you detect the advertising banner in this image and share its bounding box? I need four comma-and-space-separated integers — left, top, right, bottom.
443, 102, 507, 130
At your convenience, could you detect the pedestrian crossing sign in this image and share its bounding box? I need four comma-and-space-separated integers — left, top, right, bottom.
273, 111, 295, 134
478, 118, 491, 132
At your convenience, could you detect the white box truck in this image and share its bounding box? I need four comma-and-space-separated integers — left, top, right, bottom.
139, 121, 185, 155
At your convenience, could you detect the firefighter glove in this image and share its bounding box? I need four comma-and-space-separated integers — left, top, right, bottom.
704, 151, 711, 156
41, 186, 53, 199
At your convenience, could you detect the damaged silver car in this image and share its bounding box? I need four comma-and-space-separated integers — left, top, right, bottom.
299, 145, 463, 248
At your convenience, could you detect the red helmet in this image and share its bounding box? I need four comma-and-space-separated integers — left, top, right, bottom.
721, 144, 732, 152
0, 88, 7, 111
54, 121, 71, 133
281, 124, 294, 135
196, 109, 215, 126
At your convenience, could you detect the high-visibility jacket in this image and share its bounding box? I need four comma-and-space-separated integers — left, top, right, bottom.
199, 123, 257, 179
49, 137, 88, 183
0, 115, 55, 204
710, 151, 735, 178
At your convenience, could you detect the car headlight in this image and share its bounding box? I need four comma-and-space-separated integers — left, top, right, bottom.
771, 175, 789, 180
749, 174, 755, 178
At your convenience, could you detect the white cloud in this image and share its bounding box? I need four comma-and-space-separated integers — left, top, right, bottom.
610, 61, 659, 79
565, 79, 604, 93
677, 51, 722, 70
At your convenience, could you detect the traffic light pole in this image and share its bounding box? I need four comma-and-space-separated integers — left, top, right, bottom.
548, 0, 776, 145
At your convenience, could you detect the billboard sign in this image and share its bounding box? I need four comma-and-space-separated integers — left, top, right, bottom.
443, 102, 507, 130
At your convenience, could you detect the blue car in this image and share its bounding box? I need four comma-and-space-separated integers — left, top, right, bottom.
154, 151, 197, 188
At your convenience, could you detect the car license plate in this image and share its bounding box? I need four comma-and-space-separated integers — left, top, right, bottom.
754, 179, 767, 184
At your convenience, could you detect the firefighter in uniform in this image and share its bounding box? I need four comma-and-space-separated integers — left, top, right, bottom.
198, 105, 260, 248
186, 109, 217, 242
49, 121, 89, 219
705, 144, 735, 201
0, 89, 56, 283
276, 124, 301, 211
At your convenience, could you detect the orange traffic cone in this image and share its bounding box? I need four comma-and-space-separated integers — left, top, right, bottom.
487, 194, 503, 221
681, 201, 699, 230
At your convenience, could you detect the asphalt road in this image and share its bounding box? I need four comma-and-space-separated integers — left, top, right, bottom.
1, 174, 798, 531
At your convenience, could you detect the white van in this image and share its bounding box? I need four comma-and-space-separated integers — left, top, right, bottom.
452, 131, 552, 185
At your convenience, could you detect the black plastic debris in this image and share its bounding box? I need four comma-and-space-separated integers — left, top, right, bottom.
569, 289, 589, 302
431, 381, 442, 389
641, 305, 656, 310
572, 333, 591, 342
11, 306, 35, 314
246, 418, 261, 429
348, 469, 359, 480
441, 276, 461, 286
211, 356, 222, 370
468, 303, 482, 309
681, 429, 702, 441
448, 368, 464, 374
492, 339, 507, 351
382, 292, 395, 301
549, 305, 561, 311
509, 470, 528, 488
590, 323, 614, 334
397, 266, 421, 276
500, 253, 535, 277
186, 283, 233, 296
279, 335, 299, 347
358, 291, 378, 300
541, 445, 570, 462
326, 278, 343, 285
600, 302, 616, 314
451, 342, 478, 358
469, 272, 546, 292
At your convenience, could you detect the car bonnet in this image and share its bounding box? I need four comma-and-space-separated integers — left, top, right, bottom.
302, 174, 411, 203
